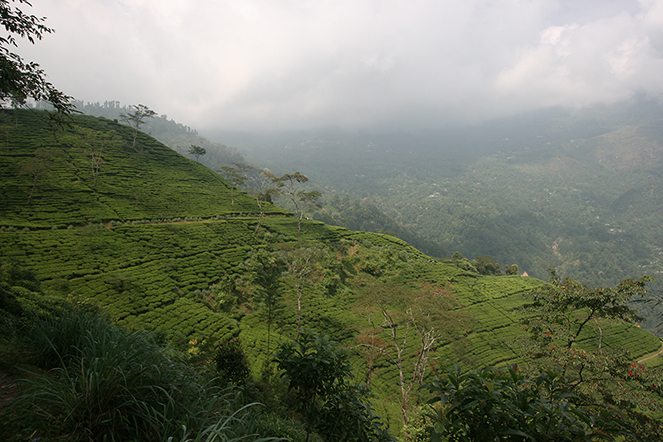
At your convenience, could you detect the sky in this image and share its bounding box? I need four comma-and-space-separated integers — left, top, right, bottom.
13, 0, 663, 133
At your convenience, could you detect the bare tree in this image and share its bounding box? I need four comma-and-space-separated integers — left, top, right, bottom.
218, 163, 250, 209
245, 167, 278, 233
354, 278, 467, 426
80, 128, 120, 188
277, 243, 321, 339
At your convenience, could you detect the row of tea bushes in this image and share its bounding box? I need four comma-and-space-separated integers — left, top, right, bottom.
0, 110, 288, 228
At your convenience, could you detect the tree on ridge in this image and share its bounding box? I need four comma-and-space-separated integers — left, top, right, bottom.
273, 172, 322, 235
119, 104, 156, 151
187, 144, 206, 162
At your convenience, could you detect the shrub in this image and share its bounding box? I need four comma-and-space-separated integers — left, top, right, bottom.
425, 365, 627, 442
214, 338, 251, 386
274, 330, 395, 442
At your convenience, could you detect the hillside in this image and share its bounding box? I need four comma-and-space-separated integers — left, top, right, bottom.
221, 102, 663, 332
1, 109, 660, 433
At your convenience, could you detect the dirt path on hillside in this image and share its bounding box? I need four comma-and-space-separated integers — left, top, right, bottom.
638, 341, 663, 364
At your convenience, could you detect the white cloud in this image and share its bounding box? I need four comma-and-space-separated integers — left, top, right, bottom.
12, 0, 663, 131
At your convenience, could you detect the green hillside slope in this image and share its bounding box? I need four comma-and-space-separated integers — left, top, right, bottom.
0, 110, 285, 227
1, 109, 660, 433
229, 104, 663, 333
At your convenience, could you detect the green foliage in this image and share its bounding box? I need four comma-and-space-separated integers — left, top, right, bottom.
17, 147, 61, 204
188, 144, 207, 162
451, 252, 478, 273
119, 104, 156, 151
522, 273, 651, 351
2, 108, 662, 435
0, 0, 74, 116
0, 109, 281, 226
520, 274, 663, 440
472, 255, 502, 276
244, 247, 285, 357
219, 163, 250, 209
8, 307, 231, 442
168, 403, 284, 442
0, 257, 38, 315
320, 193, 447, 258
243, 105, 663, 336
274, 330, 394, 442
273, 172, 322, 235
214, 338, 251, 387
426, 365, 627, 441
74, 100, 245, 169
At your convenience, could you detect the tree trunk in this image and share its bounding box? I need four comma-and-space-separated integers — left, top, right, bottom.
255, 209, 263, 232
296, 284, 302, 339
27, 173, 38, 205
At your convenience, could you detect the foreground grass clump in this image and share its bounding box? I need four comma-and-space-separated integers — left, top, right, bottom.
1, 307, 281, 442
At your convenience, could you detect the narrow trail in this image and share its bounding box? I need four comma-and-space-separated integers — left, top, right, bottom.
638, 341, 663, 364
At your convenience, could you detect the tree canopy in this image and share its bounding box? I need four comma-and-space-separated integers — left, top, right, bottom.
0, 0, 74, 116
119, 104, 156, 150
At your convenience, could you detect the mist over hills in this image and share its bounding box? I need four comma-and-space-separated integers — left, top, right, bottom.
3, 108, 663, 439
201, 99, 663, 332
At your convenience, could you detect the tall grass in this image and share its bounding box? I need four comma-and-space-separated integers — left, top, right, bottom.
7, 308, 280, 442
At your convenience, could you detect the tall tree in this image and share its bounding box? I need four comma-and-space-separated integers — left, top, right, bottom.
187, 144, 206, 162
245, 167, 278, 233
274, 331, 394, 442
78, 127, 120, 188
273, 172, 322, 234
119, 104, 155, 151
218, 163, 250, 209
242, 248, 284, 358
426, 365, 628, 441
521, 270, 663, 439
472, 255, 502, 276
0, 0, 74, 117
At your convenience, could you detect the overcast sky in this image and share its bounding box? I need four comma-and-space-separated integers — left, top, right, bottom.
14, 0, 663, 132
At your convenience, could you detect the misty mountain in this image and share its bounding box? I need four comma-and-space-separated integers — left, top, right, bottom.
205, 99, 663, 333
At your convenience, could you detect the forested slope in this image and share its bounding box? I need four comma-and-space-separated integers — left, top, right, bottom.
227, 102, 663, 332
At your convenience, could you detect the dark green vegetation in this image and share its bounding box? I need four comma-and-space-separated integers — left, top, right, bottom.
426, 366, 628, 441
1, 109, 662, 440
1, 302, 304, 442
224, 101, 663, 333
0, 0, 74, 117
274, 330, 394, 442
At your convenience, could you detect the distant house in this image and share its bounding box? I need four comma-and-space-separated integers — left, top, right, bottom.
521, 271, 529, 277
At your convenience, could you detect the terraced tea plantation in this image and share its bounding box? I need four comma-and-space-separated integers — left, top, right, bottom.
1, 109, 660, 432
